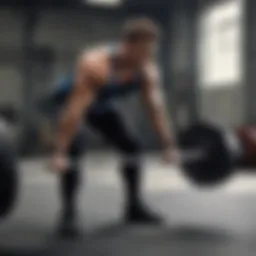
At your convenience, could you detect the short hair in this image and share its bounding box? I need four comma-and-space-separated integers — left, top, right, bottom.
122, 17, 161, 42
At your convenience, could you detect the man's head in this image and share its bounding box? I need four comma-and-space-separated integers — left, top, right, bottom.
121, 17, 161, 65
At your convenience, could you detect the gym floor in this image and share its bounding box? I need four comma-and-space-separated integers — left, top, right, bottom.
1, 152, 256, 256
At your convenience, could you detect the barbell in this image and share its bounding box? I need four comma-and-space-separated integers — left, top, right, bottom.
0, 121, 255, 220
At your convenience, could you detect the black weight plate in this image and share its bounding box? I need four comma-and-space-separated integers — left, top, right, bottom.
178, 123, 236, 186
0, 142, 18, 219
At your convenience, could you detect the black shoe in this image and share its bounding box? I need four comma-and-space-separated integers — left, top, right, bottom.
57, 211, 82, 238
125, 204, 163, 225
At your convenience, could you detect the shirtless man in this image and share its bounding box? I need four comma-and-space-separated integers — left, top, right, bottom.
49, 17, 175, 236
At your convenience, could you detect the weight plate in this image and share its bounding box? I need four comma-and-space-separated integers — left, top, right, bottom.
178, 123, 236, 186
0, 142, 18, 219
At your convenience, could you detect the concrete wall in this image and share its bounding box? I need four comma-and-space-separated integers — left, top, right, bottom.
0, 9, 23, 107
244, 0, 256, 123
34, 10, 121, 81
168, 1, 199, 132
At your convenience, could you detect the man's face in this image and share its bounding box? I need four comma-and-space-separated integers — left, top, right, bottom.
127, 38, 157, 65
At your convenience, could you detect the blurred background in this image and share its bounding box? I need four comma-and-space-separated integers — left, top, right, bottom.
2, 0, 256, 255
0, 0, 245, 154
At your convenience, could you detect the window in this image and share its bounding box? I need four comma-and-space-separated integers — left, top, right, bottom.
198, 0, 243, 88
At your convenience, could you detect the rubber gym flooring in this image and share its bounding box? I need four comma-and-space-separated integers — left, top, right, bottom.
1, 152, 256, 256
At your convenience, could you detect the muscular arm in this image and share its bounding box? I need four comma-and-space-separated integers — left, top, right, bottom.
141, 64, 174, 149
55, 59, 97, 154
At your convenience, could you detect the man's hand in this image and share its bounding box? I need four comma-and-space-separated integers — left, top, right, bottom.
51, 152, 70, 174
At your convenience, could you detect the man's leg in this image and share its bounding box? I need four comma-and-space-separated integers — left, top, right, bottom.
58, 132, 86, 236
88, 107, 162, 224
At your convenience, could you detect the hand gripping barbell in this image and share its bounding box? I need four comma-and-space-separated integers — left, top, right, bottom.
0, 121, 255, 220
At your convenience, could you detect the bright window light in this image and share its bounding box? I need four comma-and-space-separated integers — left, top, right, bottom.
86, 0, 122, 7
198, 0, 244, 88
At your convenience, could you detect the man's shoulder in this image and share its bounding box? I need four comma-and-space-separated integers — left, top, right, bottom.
78, 46, 112, 82
144, 61, 158, 72
80, 43, 115, 62
80, 46, 109, 67
143, 61, 160, 81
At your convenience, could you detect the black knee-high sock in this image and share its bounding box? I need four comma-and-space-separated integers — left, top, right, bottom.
60, 165, 80, 218
121, 162, 141, 209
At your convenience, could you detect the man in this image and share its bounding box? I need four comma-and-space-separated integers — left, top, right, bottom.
48, 17, 175, 236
